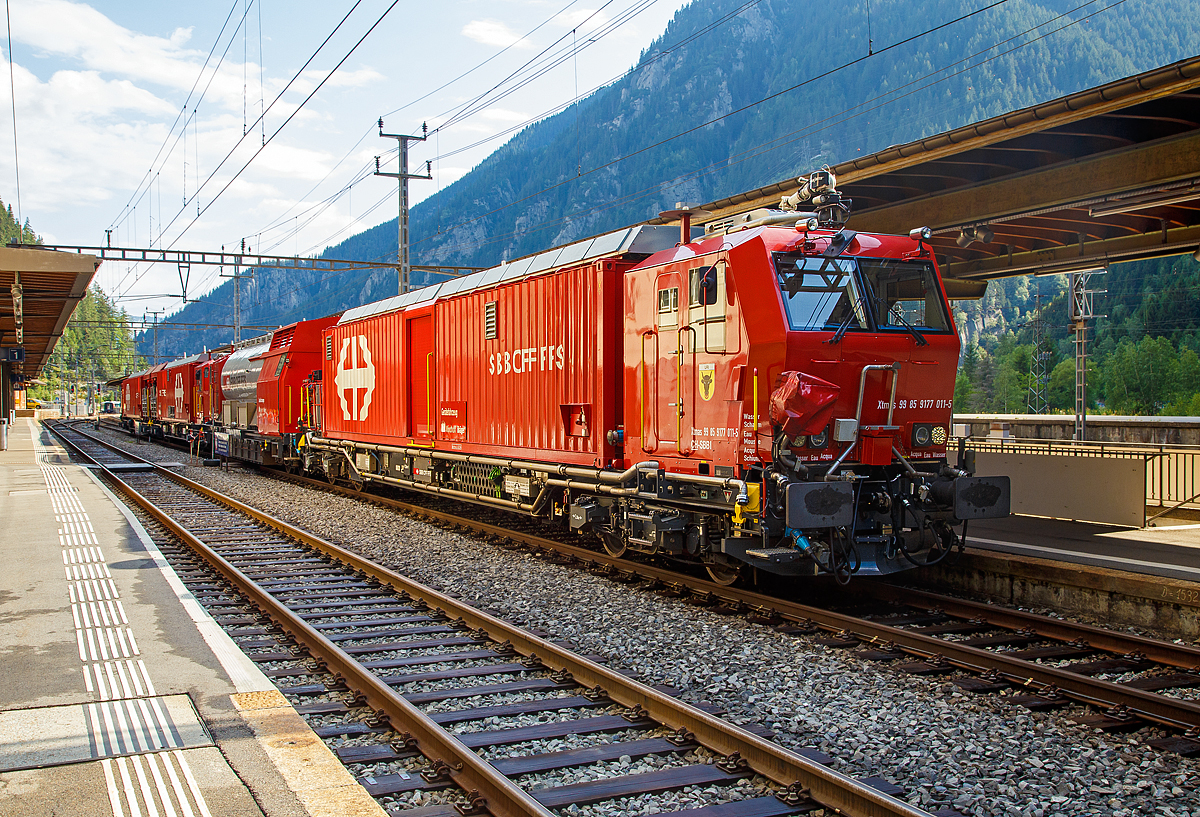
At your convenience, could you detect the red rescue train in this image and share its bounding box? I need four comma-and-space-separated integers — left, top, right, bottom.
121, 174, 1009, 583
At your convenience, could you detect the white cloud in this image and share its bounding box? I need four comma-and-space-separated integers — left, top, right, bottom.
12, 1, 205, 89
0, 0, 695, 317
554, 8, 610, 30
462, 19, 530, 49
478, 106, 528, 123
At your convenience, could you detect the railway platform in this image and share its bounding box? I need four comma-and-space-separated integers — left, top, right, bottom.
909, 516, 1200, 641
968, 515, 1200, 584
0, 417, 384, 817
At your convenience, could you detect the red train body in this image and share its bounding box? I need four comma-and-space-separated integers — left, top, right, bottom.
156, 353, 208, 434
119, 175, 1008, 582
257, 315, 339, 436
322, 256, 627, 465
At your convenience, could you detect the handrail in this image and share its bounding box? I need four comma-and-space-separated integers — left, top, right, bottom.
752, 367, 759, 462
678, 326, 697, 455
957, 433, 1200, 515
425, 351, 434, 438
640, 330, 655, 453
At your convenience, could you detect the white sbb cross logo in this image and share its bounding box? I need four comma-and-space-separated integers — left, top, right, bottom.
174, 373, 185, 416
335, 335, 375, 421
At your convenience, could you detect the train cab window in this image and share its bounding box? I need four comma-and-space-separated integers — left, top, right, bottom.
275, 354, 289, 377
773, 254, 865, 332
688, 266, 718, 306
657, 287, 679, 327
858, 259, 950, 332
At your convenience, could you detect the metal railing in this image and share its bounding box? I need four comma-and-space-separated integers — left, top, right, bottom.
956, 435, 1200, 522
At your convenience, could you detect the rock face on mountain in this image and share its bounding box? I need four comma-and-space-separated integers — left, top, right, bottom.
144, 0, 1200, 358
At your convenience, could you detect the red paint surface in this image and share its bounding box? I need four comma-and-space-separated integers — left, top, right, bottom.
257, 315, 339, 435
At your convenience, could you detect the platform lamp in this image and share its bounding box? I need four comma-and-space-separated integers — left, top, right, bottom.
956, 225, 995, 247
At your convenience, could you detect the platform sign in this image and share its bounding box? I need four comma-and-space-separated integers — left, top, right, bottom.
213, 432, 230, 457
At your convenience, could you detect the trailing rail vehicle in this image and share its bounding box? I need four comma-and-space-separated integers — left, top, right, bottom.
120, 172, 1009, 584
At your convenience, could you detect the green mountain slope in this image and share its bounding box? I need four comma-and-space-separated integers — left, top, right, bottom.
143, 0, 1200, 359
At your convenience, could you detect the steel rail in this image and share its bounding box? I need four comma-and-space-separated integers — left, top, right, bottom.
75, 419, 1200, 734
44, 424, 556, 817
49, 422, 931, 817
859, 583, 1200, 670
263, 470, 1200, 733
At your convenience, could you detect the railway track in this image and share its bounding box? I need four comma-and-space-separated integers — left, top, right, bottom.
83, 419, 1200, 753
49, 420, 934, 817
196, 441, 1200, 756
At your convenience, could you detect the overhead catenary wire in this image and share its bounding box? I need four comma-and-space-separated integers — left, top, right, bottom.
110, 0, 261, 295
409, 0, 1121, 261
160, 0, 389, 246
133, 0, 1126, 326
114, 0, 388, 301
406, 0, 1019, 250
159, 0, 1032, 314
175, 0, 760, 309
229, 0, 763, 276
381, 0, 589, 120
109, 0, 248, 235
4, 0, 20, 228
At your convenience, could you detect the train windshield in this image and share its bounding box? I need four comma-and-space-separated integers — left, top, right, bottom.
858, 259, 951, 332
773, 253, 950, 334
773, 255, 866, 331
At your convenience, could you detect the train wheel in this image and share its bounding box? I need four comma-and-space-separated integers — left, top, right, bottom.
705, 562, 741, 586
600, 531, 627, 558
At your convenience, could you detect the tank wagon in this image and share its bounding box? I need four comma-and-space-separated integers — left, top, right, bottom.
119, 173, 1009, 583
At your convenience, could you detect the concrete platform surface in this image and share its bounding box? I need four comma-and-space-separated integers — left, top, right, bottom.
969, 514, 1200, 583
0, 418, 385, 817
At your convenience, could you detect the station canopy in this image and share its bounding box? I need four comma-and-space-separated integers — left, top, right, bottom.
1, 246, 101, 382
694, 55, 1200, 297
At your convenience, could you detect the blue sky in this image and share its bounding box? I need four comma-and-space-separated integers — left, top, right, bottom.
0, 0, 691, 319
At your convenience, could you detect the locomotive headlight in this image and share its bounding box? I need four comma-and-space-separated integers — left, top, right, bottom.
808, 427, 829, 449
931, 426, 947, 446
911, 423, 933, 447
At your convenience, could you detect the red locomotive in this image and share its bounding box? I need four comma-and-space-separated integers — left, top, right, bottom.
121, 172, 1009, 583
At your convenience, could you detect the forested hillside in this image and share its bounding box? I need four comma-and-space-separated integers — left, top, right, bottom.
29, 286, 143, 404
0, 195, 39, 245
954, 253, 1200, 416
144, 0, 1200, 365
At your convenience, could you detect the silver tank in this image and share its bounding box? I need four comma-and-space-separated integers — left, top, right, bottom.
220, 340, 270, 404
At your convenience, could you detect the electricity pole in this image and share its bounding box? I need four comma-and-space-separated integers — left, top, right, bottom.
1027, 285, 1050, 414
375, 119, 431, 295
147, 310, 163, 365
1068, 270, 1101, 441
221, 240, 252, 342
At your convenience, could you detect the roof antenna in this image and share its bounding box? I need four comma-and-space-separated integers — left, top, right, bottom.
659, 202, 711, 246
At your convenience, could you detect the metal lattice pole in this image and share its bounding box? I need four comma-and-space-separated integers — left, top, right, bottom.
1027, 285, 1051, 414
1068, 270, 1097, 441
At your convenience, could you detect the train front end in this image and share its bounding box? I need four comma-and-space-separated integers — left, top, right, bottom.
732, 172, 1010, 581
754, 221, 1010, 580
622, 172, 1009, 584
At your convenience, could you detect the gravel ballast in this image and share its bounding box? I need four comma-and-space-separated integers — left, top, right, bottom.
91, 434, 1200, 817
